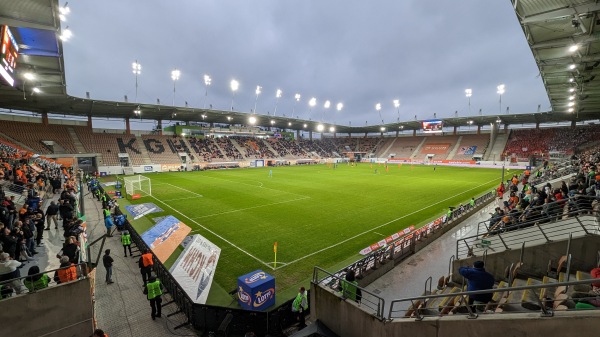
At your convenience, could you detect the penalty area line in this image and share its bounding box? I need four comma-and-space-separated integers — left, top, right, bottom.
149, 195, 274, 270
273, 177, 499, 270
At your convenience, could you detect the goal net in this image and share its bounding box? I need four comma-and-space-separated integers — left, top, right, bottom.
123, 175, 152, 198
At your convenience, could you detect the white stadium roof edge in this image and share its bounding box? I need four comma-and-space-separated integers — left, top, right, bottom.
0, 0, 599, 133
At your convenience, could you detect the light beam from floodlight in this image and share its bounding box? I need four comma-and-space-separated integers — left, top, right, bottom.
171, 69, 180, 106
230, 79, 239, 111
203, 74, 211, 109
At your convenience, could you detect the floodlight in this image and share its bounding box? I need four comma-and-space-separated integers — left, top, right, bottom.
569, 88, 575, 92
303, 123, 307, 128
568, 64, 576, 70
248, 116, 257, 125
132, 62, 142, 75
270, 120, 275, 125
568, 102, 575, 107
324, 100, 331, 109
288, 122, 291, 126
569, 95, 575, 100
171, 69, 181, 81
204, 74, 211, 86
569, 78, 575, 82
255, 85, 262, 95
393, 99, 400, 108
60, 27, 72, 41
309, 97, 317, 107
317, 124, 324, 131
230, 79, 239, 92
32, 87, 41, 94
569, 45, 578, 52
496, 84, 505, 95
336, 102, 343, 111
375, 103, 381, 111
465, 88, 472, 97
380, 126, 385, 131
23, 73, 35, 81
568, 108, 574, 112
276, 89, 282, 98
329, 126, 335, 132
295, 93, 301, 101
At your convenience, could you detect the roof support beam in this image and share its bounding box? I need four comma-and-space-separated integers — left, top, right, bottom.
521, 2, 600, 24
530, 33, 600, 49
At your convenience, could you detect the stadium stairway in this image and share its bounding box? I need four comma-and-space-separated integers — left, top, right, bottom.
409, 137, 428, 159
67, 127, 87, 154
84, 190, 198, 336
261, 139, 280, 157
484, 131, 509, 161
378, 137, 398, 158
229, 138, 249, 159
137, 140, 154, 165
446, 136, 463, 160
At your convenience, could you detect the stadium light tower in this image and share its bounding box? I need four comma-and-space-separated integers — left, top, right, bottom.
497, 84, 505, 115
376, 103, 383, 124
274, 89, 282, 116
323, 100, 331, 121
293, 93, 301, 115
253, 85, 262, 113
230, 79, 239, 111
203, 74, 211, 109
171, 69, 180, 106
393, 99, 400, 121
308, 97, 316, 119
465, 89, 472, 115
132, 61, 141, 103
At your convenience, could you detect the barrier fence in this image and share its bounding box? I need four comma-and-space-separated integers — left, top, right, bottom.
0, 262, 87, 297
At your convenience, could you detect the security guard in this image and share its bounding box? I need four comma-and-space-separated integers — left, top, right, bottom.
292, 287, 308, 329
143, 273, 163, 320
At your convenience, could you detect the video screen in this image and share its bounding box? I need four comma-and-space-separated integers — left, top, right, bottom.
0, 25, 18, 87
422, 120, 443, 133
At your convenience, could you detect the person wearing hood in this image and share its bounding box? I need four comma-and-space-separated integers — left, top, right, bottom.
143, 273, 163, 320
121, 230, 132, 257
24, 265, 49, 292
0, 252, 26, 294
459, 260, 495, 312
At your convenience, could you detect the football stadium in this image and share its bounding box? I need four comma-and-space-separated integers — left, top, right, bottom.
1, 1, 600, 337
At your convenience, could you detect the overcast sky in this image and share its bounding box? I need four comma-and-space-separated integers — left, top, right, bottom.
62, 0, 550, 129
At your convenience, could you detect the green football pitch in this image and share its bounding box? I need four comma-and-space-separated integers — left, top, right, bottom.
126, 163, 503, 304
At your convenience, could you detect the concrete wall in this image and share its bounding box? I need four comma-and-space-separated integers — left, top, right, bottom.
311, 283, 600, 337
452, 233, 600, 283
0, 278, 94, 337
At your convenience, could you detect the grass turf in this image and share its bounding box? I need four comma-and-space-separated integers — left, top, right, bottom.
125, 163, 503, 304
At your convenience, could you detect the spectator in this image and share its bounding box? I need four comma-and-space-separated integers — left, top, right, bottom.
103, 249, 114, 284
45, 201, 59, 229
93, 329, 108, 337
292, 286, 308, 330
0, 252, 26, 294
458, 260, 495, 312
341, 269, 361, 303
53, 256, 77, 284
24, 265, 49, 292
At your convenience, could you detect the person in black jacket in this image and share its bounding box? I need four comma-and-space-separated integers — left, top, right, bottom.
102, 249, 114, 284
45, 201, 59, 230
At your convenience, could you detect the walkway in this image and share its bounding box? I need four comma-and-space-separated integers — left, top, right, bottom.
84, 192, 197, 337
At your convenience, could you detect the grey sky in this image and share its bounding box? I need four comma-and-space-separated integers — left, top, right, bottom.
62, 0, 549, 128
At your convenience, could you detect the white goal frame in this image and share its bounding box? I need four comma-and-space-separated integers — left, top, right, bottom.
123, 175, 152, 198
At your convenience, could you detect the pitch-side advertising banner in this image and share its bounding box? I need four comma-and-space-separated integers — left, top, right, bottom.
169, 234, 221, 304
141, 215, 191, 262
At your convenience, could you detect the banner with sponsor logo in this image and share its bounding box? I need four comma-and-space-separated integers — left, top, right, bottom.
421, 144, 451, 154
169, 234, 221, 304
359, 226, 415, 255
125, 203, 163, 220
161, 164, 183, 172
459, 146, 477, 155
237, 270, 276, 311
141, 215, 192, 262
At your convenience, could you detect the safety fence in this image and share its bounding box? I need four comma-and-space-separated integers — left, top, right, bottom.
0, 262, 88, 298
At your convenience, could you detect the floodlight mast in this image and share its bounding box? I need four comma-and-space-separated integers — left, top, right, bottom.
253, 85, 262, 113
132, 61, 141, 103
274, 89, 282, 116
393, 99, 400, 122
203, 74, 211, 109
171, 69, 180, 106
496, 84, 505, 115
465, 89, 472, 115
230, 79, 239, 111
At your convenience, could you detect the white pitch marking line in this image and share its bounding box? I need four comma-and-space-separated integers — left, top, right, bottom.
156, 182, 203, 198
199, 174, 309, 199
162, 196, 204, 202
273, 177, 500, 270
149, 195, 273, 270
190, 196, 310, 219
373, 232, 386, 236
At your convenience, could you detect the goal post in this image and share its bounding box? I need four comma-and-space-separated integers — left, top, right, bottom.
123, 175, 152, 198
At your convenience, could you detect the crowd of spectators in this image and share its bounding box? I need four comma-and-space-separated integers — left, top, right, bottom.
0, 147, 83, 298
504, 125, 600, 159
213, 137, 244, 160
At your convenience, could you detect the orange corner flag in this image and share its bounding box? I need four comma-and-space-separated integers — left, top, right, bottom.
274, 242, 278, 253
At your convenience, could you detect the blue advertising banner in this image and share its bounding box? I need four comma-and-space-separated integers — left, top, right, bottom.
125, 203, 163, 220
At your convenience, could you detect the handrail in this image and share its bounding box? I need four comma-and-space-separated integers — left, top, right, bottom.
424, 276, 432, 296
519, 242, 525, 265
564, 254, 573, 293
388, 277, 600, 320
313, 266, 386, 320
456, 208, 599, 259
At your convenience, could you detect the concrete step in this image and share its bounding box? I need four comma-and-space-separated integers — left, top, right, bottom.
521, 278, 543, 311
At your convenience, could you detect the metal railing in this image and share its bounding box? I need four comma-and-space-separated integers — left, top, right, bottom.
0, 262, 87, 297
313, 266, 386, 320
457, 207, 599, 259
388, 277, 600, 320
